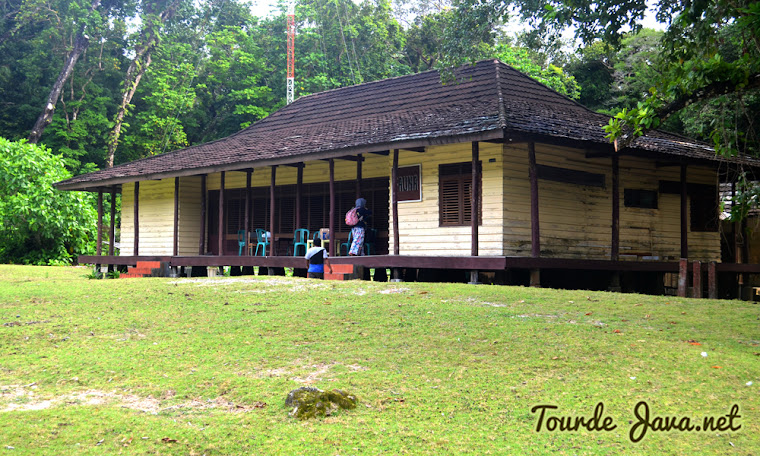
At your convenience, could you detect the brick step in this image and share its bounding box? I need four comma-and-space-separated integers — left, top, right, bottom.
120, 272, 146, 279
136, 261, 162, 269
324, 272, 351, 281
329, 264, 355, 274
127, 267, 153, 275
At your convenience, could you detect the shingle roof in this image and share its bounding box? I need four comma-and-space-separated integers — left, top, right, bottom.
55, 59, 756, 191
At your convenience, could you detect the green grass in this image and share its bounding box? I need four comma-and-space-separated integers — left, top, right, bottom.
0, 264, 758, 455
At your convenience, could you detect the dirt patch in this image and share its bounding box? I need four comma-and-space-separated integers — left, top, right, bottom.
1, 387, 263, 414
248, 362, 368, 384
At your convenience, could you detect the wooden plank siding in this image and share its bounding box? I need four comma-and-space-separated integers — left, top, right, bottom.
388, 143, 505, 256
502, 143, 720, 261
178, 176, 203, 255
116, 140, 719, 262
121, 179, 176, 256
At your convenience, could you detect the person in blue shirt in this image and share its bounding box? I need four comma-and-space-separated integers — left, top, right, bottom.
304, 239, 332, 279
349, 198, 372, 256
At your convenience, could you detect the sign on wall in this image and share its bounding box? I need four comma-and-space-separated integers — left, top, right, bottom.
397, 165, 422, 202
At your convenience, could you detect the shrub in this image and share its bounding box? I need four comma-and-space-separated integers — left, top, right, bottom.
0, 137, 96, 264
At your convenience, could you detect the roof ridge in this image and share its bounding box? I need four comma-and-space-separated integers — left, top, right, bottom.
491, 60, 508, 130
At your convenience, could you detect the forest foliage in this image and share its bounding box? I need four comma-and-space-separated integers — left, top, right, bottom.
0, 0, 758, 263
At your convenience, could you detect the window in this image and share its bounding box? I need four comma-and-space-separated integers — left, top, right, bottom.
690, 184, 719, 232
439, 162, 481, 226
624, 189, 658, 209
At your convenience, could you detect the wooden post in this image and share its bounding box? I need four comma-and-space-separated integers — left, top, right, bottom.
244, 170, 251, 254
471, 141, 479, 257
356, 153, 363, 200
133, 182, 139, 256
708, 261, 717, 299
392, 149, 400, 255
328, 159, 335, 257
528, 142, 540, 286
199, 175, 206, 255
270, 166, 276, 256
295, 164, 303, 229
611, 155, 620, 261
692, 260, 702, 298
680, 163, 688, 259
528, 142, 540, 257
173, 177, 179, 256
218, 171, 225, 256
96, 190, 103, 256
677, 258, 688, 298
108, 187, 116, 257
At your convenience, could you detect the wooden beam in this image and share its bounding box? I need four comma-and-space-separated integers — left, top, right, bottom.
270, 166, 276, 256
471, 142, 479, 257
133, 182, 139, 256
96, 190, 103, 256
173, 177, 179, 256
108, 187, 116, 257
199, 174, 206, 255
680, 164, 688, 259
678, 258, 688, 297
401, 147, 425, 152
329, 159, 335, 257
356, 154, 362, 200
528, 142, 540, 257
296, 164, 302, 229
611, 155, 620, 261
708, 261, 717, 299
392, 149, 400, 255
693, 260, 702, 298
245, 170, 252, 252
218, 171, 225, 256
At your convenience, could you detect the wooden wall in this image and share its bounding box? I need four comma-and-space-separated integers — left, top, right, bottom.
389, 142, 504, 256
502, 142, 720, 261
117, 140, 719, 262
120, 179, 175, 256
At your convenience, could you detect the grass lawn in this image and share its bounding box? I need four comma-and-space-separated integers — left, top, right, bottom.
0, 264, 758, 455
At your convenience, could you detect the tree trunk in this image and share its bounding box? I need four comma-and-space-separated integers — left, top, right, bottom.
105, 0, 180, 168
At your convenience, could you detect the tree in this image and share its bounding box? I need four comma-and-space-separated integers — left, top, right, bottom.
449, 0, 760, 157
493, 43, 580, 99
105, 0, 183, 168
0, 137, 97, 264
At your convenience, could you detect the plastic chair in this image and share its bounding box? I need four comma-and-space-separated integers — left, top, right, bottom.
363, 228, 377, 255
254, 229, 270, 256
292, 229, 309, 256
237, 230, 247, 256
340, 231, 353, 256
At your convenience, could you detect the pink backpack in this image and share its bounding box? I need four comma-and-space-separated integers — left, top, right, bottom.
345, 207, 359, 226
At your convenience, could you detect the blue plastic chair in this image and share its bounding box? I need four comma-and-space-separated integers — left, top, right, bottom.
237, 230, 247, 256
292, 229, 309, 256
254, 229, 270, 256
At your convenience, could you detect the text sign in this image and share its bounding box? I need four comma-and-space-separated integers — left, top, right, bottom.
397, 165, 421, 202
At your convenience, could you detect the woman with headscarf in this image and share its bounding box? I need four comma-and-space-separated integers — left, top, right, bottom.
349, 198, 372, 256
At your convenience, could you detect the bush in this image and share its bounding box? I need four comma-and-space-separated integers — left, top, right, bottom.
0, 137, 96, 264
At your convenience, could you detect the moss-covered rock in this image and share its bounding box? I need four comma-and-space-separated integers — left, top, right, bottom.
285, 387, 358, 420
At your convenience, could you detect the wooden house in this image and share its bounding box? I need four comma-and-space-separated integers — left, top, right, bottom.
55, 60, 760, 296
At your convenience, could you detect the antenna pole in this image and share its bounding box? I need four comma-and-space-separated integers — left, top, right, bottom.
286, 0, 295, 104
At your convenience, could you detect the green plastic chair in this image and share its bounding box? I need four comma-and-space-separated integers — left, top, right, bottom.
254, 229, 270, 256
340, 231, 353, 256
292, 229, 309, 256
363, 228, 377, 255
237, 230, 247, 256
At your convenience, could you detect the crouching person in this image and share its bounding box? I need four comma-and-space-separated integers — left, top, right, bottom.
304, 239, 332, 279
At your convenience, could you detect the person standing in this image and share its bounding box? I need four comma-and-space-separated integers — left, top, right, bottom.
304, 239, 332, 279
349, 198, 372, 256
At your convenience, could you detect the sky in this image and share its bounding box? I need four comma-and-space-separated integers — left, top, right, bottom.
249, 0, 668, 33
